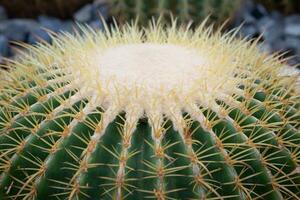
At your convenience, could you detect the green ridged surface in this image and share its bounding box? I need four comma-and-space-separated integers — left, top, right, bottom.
109, 0, 241, 26
0, 72, 300, 200
0, 22, 299, 200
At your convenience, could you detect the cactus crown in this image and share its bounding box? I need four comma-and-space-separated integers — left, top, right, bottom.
0, 21, 300, 200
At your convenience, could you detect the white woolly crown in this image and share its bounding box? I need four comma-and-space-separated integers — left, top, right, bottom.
2, 22, 299, 131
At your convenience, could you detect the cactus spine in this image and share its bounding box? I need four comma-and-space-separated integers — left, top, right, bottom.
109, 0, 241, 25
0, 21, 300, 200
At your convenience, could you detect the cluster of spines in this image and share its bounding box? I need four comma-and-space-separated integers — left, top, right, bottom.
0, 55, 299, 199
0, 24, 299, 199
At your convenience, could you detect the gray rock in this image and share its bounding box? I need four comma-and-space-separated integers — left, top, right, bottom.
28, 27, 51, 44
243, 13, 257, 24
257, 16, 283, 42
285, 15, 300, 25
284, 24, 300, 37
93, 0, 107, 5
240, 25, 259, 37
74, 4, 93, 22
257, 16, 274, 31
232, 0, 255, 26
284, 15, 300, 36
233, 2, 300, 66
38, 15, 62, 32
28, 16, 65, 44
0, 6, 7, 21
285, 37, 300, 64
0, 19, 38, 41
89, 20, 104, 30
270, 10, 284, 21
28, 20, 74, 44
0, 22, 6, 34
285, 36, 300, 50
59, 21, 75, 34
92, 0, 109, 20
270, 39, 284, 52
0, 35, 8, 57
264, 25, 283, 43
250, 4, 268, 20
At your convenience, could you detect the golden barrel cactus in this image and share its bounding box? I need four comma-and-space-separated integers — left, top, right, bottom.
0, 21, 299, 199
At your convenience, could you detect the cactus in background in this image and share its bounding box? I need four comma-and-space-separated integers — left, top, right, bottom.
0, 20, 300, 200
109, 0, 241, 26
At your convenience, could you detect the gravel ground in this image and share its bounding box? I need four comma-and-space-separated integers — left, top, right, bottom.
233, 0, 300, 67
0, 0, 108, 63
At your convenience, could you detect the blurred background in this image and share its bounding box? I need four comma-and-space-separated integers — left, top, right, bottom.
0, 0, 299, 67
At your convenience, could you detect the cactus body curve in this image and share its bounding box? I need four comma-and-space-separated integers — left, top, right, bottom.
0, 21, 300, 200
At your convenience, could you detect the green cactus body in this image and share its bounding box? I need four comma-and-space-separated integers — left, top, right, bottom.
109, 0, 241, 25
0, 21, 300, 200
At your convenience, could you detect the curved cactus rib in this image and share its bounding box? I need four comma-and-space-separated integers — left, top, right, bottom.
0, 21, 299, 200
